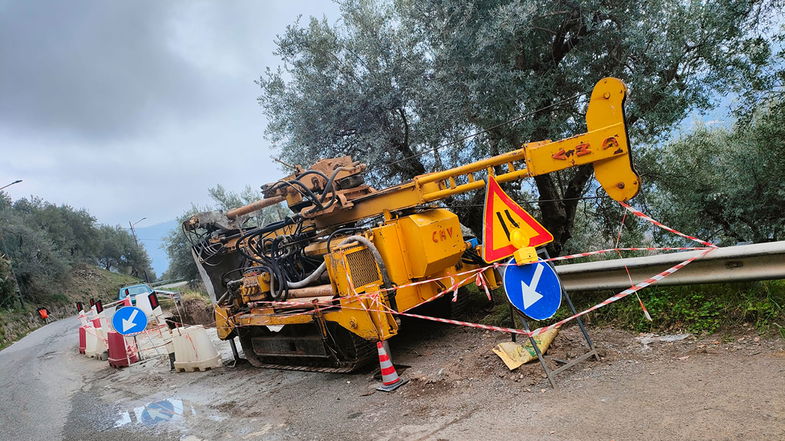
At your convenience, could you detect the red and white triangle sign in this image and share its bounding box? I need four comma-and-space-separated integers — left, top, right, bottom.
481, 176, 554, 263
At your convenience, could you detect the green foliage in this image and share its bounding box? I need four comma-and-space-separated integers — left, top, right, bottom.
94, 224, 153, 277
0, 255, 18, 308
162, 208, 202, 282
480, 280, 785, 336
733, 26, 785, 124
0, 193, 154, 305
258, 0, 782, 252
162, 185, 289, 280
643, 99, 785, 245
566, 281, 784, 335
0, 265, 140, 349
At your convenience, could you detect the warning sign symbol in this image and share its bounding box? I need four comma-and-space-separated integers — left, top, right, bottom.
481, 176, 554, 263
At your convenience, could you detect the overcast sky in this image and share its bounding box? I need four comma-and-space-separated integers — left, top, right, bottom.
0, 0, 340, 227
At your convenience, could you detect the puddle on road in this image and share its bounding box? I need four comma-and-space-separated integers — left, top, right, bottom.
114, 397, 225, 428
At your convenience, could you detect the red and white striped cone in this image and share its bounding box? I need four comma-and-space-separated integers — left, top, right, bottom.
376, 341, 408, 392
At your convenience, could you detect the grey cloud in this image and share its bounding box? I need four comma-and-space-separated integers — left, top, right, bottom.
0, 0, 213, 140
0, 0, 340, 229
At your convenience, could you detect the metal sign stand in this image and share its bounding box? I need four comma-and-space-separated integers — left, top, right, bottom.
508, 250, 600, 388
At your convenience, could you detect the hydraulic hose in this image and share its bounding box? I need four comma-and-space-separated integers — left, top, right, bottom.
287, 262, 326, 289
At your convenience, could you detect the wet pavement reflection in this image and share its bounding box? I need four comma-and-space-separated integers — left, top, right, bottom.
114, 398, 197, 427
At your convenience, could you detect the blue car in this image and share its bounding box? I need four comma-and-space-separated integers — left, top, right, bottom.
118, 283, 154, 305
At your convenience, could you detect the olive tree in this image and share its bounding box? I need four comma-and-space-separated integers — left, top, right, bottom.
644, 99, 785, 245
259, 0, 781, 254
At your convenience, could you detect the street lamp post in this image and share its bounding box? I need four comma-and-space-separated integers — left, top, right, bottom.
128, 217, 146, 246
128, 217, 148, 282
0, 179, 22, 191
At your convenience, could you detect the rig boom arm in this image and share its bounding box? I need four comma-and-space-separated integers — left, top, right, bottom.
228, 77, 639, 229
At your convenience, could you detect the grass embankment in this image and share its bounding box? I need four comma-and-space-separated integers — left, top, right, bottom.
0, 264, 140, 349
476, 280, 785, 338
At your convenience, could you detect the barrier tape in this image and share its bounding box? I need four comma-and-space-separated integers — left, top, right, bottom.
226, 243, 712, 333
619, 201, 717, 248
528, 247, 715, 335
331, 246, 715, 337
216, 201, 716, 340
247, 246, 707, 312
228, 246, 712, 337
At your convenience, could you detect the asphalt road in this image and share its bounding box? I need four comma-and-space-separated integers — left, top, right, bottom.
2, 315, 784, 440
0, 317, 95, 439
0, 317, 177, 441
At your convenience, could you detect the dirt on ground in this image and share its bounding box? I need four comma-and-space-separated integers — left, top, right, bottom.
168, 295, 215, 328
69, 319, 785, 441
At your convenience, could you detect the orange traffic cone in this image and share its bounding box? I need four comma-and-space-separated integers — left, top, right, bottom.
376, 341, 408, 392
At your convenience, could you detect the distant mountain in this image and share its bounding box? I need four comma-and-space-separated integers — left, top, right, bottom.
134, 219, 179, 278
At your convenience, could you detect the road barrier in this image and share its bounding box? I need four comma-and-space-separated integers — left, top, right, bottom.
556, 241, 785, 291
75, 290, 226, 372
172, 325, 222, 372
107, 330, 139, 368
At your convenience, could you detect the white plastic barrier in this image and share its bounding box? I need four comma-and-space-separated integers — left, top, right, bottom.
98, 305, 115, 330
135, 294, 154, 320
77, 310, 89, 327
84, 325, 108, 360
172, 325, 222, 372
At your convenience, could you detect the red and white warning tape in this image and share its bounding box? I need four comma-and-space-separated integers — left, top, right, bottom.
225, 201, 717, 338
528, 246, 715, 336
336, 245, 715, 337
619, 201, 717, 248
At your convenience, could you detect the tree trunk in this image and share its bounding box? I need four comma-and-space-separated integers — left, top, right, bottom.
534, 165, 594, 256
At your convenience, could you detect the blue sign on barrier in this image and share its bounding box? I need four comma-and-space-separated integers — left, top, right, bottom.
503, 259, 562, 320
111, 306, 148, 335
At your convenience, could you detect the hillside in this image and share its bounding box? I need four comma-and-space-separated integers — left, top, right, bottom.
0, 264, 140, 349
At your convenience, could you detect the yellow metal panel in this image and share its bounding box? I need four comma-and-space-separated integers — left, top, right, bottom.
372, 223, 414, 282
394, 210, 465, 278
395, 283, 440, 311
371, 223, 445, 311
586, 77, 641, 201
214, 305, 235, 340
324, 291, 398, 340
326, 246, 353, 296
523, 124, 628, 176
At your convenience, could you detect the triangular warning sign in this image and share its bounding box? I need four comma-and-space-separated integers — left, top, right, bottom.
481, 176, 554, 263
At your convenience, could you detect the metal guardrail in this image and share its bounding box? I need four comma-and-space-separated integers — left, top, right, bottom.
555, 241, 785, 291
151, 278, 188, 288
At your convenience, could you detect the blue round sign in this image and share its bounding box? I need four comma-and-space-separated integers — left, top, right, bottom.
111, 306, 148, 335
503, 258, 562, 320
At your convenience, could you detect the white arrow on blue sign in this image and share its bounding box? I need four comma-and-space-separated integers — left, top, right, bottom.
503, 258, 562, 320
112, 306, 148, 335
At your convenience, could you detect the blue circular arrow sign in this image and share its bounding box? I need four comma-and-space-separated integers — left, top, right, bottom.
503, 258, 562, 320
111, 306, 148, 335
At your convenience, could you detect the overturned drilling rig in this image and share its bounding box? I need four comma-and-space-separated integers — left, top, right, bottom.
184, 77, 640, 372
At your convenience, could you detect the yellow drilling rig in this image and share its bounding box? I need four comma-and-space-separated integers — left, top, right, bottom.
184, 77, 640, 372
